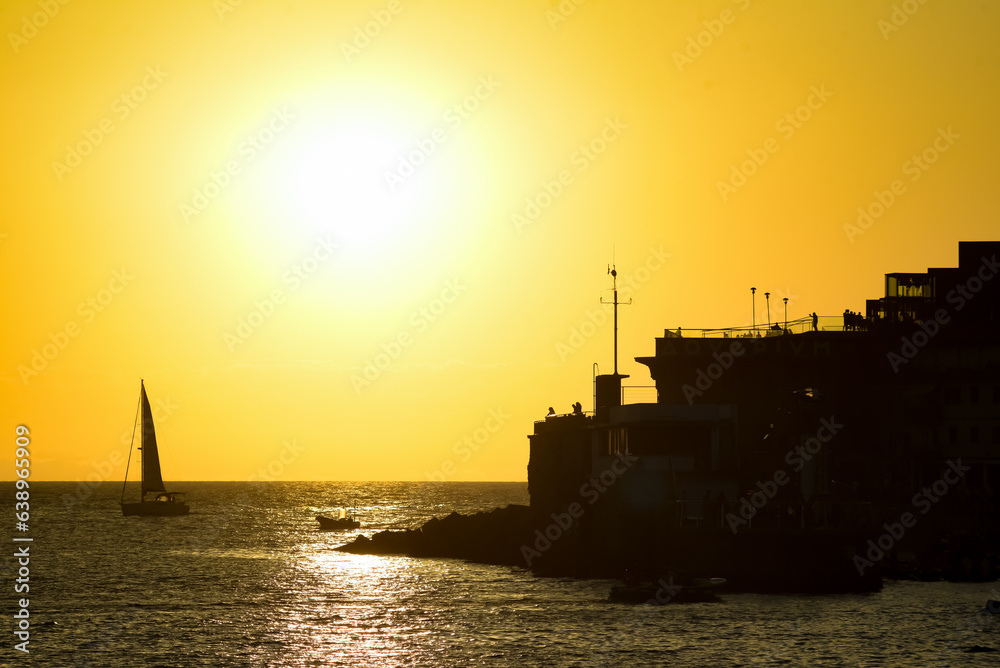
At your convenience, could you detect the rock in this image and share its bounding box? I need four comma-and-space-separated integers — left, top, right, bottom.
964, 645, 997, 653
335, 504, 533, 567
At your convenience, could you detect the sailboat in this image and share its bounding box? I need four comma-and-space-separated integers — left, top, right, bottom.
120, 380, 189, 516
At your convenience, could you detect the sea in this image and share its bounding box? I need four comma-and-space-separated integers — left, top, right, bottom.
3, 481, 998, 667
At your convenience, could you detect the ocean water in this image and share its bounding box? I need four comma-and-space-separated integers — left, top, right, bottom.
3, 481, 999, 667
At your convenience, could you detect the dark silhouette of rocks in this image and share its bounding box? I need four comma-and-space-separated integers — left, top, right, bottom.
336, 505, 534, 567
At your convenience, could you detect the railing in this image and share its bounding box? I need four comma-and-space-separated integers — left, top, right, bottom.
665, 315, 858, 339
534, 410, 593, 424
622, 385, 657, 405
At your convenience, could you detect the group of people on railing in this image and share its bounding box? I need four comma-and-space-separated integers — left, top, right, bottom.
843, 309, 868, 332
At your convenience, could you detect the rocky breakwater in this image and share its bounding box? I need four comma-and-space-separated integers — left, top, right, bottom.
335, 504, 534, 567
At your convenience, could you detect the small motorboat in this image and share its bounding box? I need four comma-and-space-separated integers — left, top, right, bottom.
316, 509, 359, 530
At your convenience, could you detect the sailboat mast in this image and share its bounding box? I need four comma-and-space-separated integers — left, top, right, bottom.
139, 379, 145, 496
120, 382, 143, 505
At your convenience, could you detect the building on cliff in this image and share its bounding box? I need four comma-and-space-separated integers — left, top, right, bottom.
526, 241, 1000, 590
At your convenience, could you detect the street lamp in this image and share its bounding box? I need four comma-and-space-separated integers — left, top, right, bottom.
751, 287, 756, 334
783, 297, 788, 332
765, 292, 771, 329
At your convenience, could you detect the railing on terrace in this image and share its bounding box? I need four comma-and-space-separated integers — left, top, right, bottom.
667, 314, 861, 339
622, 385, 657, 404
534, 410, 594, 424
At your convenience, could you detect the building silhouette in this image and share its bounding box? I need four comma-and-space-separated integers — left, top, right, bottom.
527, 241, 1000, 589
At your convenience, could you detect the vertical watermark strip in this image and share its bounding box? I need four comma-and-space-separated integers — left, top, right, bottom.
13, 425, 32, 653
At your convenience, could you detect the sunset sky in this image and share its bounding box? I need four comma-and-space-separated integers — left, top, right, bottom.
2, 0, 998, 482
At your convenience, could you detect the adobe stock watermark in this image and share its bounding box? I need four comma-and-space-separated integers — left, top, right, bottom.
886, 253, 997, 372
717, 84, 833, 202
350, 278, 466, 393
545, 0, 588, 30
8, 0, 72, 53
224, 235, 338, 352
853, 459, 970, 576
520, 452, 638, 566
214, 0, 245, 20
384, 76, 501, 192
180, 107, 294, 223
18, 268, 134, 384
672, 0, 752, 73
52, 66, 168, 182
555, 245, 670, 362
726, 416, 842, 533
340, 0, 407, 62
425, 407, 510, 480
512, 116, 627, 233
248, 438, 307, 481
680, 339, 745, 405
877, 0, 930, 40
844, 126, 959, 243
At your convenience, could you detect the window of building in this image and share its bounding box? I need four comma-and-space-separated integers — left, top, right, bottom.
608, 427, 628, 455
949, 426, 958, 444
970, 425, 980, 444
970, 386, 980, 404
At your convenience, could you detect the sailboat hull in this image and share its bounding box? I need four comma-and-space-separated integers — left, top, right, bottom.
316, 515, 359, 530
121, 500, 190, 516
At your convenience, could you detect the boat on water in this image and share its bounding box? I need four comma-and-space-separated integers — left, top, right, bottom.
120, 380, 189, 516
316, 509, 359, 530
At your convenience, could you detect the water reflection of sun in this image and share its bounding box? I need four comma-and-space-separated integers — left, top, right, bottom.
275, 551, 452, 664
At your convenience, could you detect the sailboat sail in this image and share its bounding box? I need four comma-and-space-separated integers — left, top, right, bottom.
140, 382, 166, 497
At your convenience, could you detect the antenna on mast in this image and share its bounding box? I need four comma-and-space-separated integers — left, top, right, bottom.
601, 255, 632, 375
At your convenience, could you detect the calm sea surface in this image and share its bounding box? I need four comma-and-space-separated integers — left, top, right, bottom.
3, 481, 998, 667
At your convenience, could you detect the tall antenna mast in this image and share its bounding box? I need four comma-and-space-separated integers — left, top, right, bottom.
601, 257, 631, 375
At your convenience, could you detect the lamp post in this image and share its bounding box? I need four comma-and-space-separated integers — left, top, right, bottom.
765, 292, 771, 330
783, 297, 788, 332
751, 287, 756, 335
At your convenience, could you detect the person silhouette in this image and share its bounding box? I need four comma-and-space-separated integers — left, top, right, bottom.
812, 312, 818, 331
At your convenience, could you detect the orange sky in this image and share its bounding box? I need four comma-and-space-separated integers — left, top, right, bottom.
2, 0, 998, 482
